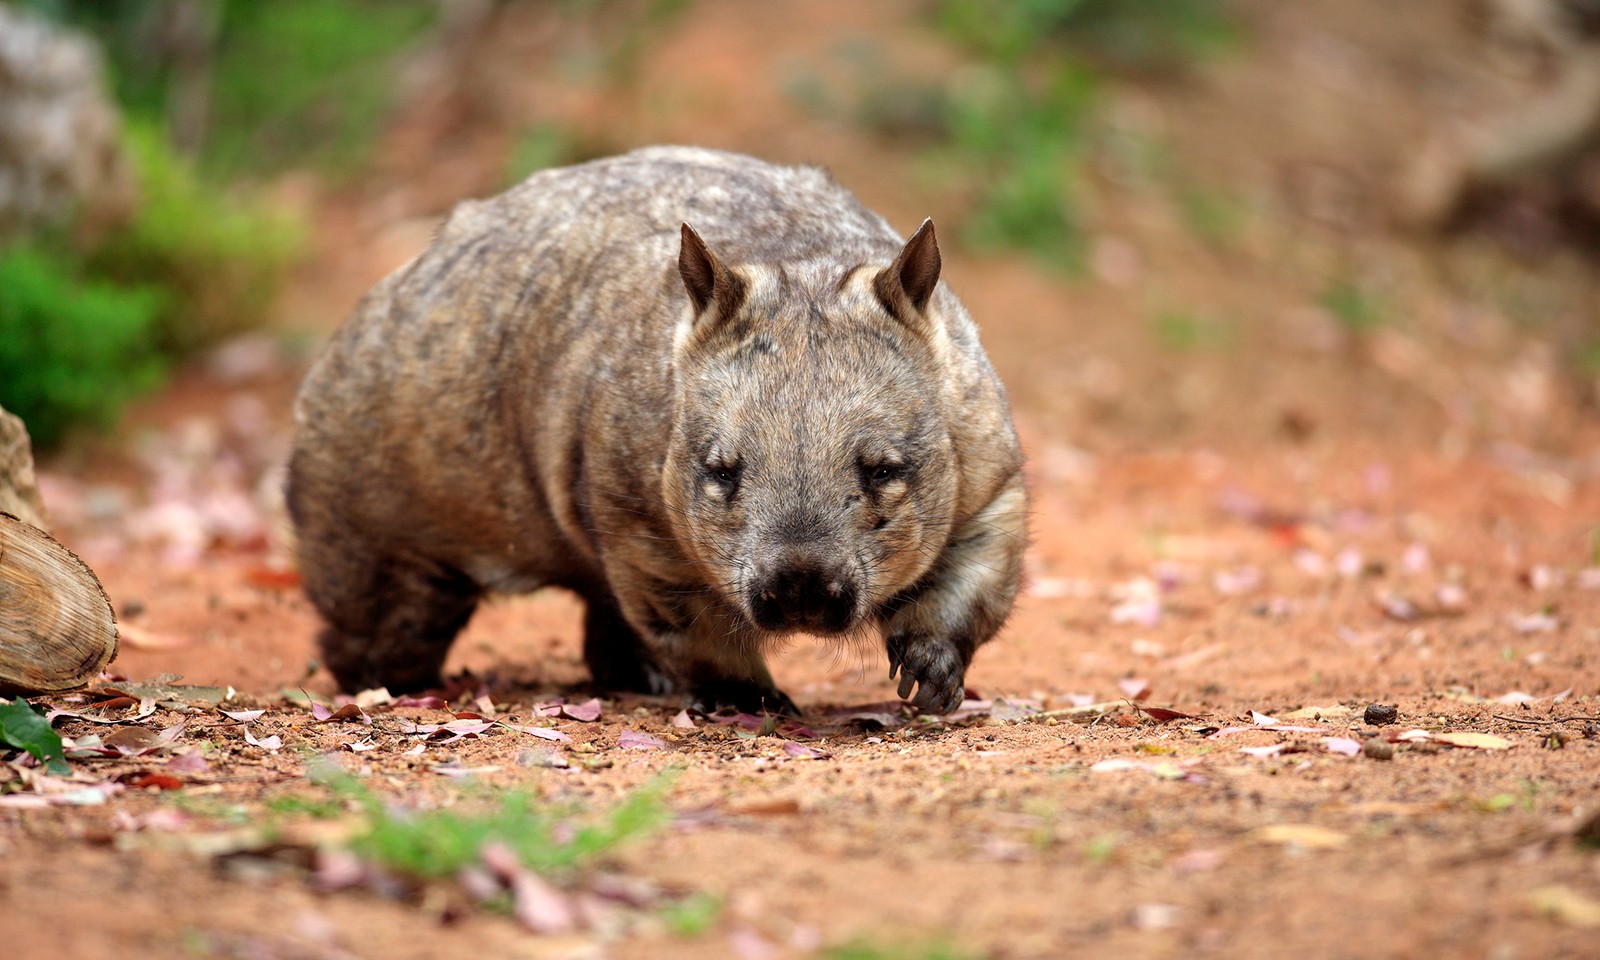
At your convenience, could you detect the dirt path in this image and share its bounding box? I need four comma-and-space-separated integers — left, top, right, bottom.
5, 2, 1600, 958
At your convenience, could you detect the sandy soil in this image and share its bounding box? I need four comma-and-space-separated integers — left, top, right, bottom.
4, 2, 1599, 958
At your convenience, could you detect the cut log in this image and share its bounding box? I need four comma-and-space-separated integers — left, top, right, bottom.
0, 513, 117, 695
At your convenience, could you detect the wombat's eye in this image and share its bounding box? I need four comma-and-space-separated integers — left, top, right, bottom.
861, 461, 906, 487
703, 460, 742, 492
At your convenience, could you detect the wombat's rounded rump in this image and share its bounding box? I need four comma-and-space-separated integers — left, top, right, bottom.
287, 146, 1026, 715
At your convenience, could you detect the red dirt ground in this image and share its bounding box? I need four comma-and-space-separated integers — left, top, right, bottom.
4, 2, 1599, 958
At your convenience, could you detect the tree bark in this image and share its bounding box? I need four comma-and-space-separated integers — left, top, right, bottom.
0, 514, 119, 696
0, 406, 47, 531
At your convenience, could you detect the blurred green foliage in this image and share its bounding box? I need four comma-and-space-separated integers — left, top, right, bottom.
322, 766, 676, 879
505, 122, 590, 187
787, 0, 1233, 267
0, 125, 299, 446
943, 65, 1099, 266
0, 244, 166, 448
3, 0, 428, 446
1151, 308, 1237, 351
23, 0, 438, 178
932, 0, 1234, 266
91, 125, 301, 354
934, 0, 1234, 73
1320, 279, 1387, 333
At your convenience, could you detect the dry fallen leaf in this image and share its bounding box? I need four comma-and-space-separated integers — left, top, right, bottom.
560, 699, 603, 722
1324, 737, 1362, 757
1141, 706, 1201, 723
618, 730, 666, 750
1431, 732, 1514, 750
1251, 824, 1347, 849
1281, 704, 1353, 722
1528, 885, 1600, 928
1118, 678, 1152, 700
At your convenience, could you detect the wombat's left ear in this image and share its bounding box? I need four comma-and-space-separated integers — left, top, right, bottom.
678, 223, 746, 324
875, 218, 942, 323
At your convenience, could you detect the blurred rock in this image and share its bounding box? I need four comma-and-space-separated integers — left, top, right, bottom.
0, 4, 133, 241
0, 405, 48, 530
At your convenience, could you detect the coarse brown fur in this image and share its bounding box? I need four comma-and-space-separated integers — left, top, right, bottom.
286, 146, 1026, 715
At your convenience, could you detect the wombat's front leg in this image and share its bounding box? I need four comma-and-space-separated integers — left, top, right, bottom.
885, 480, 1027, 714
614, 586, 799, 715
683, 646, 799, 717
581, 592, 675, 696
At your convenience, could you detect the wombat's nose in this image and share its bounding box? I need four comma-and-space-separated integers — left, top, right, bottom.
750, 561, 857, 634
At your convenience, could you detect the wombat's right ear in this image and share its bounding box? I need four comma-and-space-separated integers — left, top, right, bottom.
678, 223, 746, 327
874, 218, 942, 330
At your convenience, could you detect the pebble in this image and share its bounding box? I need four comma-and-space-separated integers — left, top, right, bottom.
1361, 738, 1395, 761
1363, 703, 1398, 725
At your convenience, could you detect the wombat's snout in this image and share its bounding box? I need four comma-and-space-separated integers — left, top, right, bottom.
750, 558, 858, 634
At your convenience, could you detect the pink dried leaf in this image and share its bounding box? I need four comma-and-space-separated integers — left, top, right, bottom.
1324, 737, 1362, 757
618, 729, 667, 751
1208, 723, 1325, 738
781, 742, 827, 760
1109, 595, 1162, 627
1118, 678, 1152, 701
243, 728, 282, 750
990, 698, 1042, 721
503, 723, 571, 742
560, 699, 603, 722
1239, 744, 1285, 758
393, 695, 448, 710
1171, 848, 1225, 874
705, 710, 763, 729
1212, 567, 1261, 596
315, 848, 369, 891
151, 720, 189, 747
1509, 611, 1559, 634
1379, 595, 1419, 622
511, 873, 578, 934
1089, 758, 1146, 773
166, 751, 210, 773
670, 709, 697, 730
438, 718, 495, 736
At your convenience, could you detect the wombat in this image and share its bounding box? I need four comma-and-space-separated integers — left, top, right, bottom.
287, 146, 1025, 715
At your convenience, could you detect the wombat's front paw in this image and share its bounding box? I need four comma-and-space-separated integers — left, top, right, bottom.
887, 634, 966, 715
689, 679, 802, 718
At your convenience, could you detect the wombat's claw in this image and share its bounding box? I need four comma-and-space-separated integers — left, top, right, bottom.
886, 636, 965, 715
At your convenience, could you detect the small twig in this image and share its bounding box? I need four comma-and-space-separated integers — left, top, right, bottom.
1492, 714, 1555, 726
1492, 713, 1600, 726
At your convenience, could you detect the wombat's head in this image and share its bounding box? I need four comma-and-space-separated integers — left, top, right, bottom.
662, 220, 960, 638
